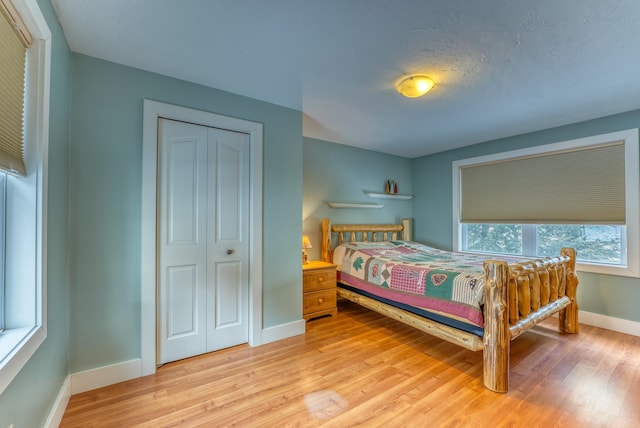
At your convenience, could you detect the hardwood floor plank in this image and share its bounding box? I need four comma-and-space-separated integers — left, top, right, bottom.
61, 301, 640, 427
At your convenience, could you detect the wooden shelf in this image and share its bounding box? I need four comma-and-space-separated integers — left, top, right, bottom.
364, 191, 413, 200
327, 202, 384, 209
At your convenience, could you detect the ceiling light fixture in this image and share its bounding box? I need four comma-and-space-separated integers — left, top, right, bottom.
396, 75, 434, 98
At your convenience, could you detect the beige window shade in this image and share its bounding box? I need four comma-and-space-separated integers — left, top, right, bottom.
0, 0, 32, 176
460, 141, 626, 224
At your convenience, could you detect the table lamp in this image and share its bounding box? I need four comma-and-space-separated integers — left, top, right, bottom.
302, 235, 312, 264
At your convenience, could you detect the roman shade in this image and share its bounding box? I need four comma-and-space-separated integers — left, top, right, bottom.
0, 0, 32, 176
460, 141, 626, 224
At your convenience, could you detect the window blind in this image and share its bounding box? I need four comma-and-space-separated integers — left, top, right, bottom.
0, 0, 31, 176
460, 141, 626, 224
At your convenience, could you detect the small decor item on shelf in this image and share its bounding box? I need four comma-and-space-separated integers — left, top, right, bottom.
384, 179, 399, 194
302, 235, 312, 264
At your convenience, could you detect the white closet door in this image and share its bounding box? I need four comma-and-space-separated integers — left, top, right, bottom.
158, 119, 250, 364
206, 128, 250, 350
158, 119, 209, 363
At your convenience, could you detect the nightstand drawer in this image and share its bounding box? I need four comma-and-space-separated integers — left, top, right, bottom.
303, 289, 337, 314
303, 269, 336, 292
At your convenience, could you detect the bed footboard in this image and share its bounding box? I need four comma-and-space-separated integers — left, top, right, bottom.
483, 248, 579, 392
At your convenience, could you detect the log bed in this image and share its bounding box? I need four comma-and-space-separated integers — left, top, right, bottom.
320, 218, 579, 392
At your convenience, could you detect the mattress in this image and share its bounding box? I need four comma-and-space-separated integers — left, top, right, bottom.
333, 241, 525, 336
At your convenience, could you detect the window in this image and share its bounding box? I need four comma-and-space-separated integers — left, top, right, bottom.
0, 0, 50, 395
453, 129, 639, 278
462, 224, 626, 265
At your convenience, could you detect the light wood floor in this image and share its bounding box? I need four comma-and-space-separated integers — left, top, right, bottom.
61, 300, 640, 427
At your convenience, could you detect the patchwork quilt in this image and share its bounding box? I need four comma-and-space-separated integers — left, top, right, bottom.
333, 241, 522, 330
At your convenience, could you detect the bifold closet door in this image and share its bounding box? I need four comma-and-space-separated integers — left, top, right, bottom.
158, 118, 250, 364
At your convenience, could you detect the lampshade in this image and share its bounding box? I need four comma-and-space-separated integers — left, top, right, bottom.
396, 75, 434, 98
302, 235, 312, 249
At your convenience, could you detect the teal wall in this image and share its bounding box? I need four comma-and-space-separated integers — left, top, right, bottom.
0, 0, 71, 426
411, 109, 640, 323
303, 137, 413, 261
68, 55, 303, 372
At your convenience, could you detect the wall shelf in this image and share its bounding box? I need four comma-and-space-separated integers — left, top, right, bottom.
364, 191, 413, 200
327, 202, 384, 209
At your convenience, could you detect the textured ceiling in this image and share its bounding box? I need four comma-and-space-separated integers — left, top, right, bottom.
52, 0, 640, 158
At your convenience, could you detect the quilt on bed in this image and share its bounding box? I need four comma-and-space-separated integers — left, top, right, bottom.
333, 241, 524, 334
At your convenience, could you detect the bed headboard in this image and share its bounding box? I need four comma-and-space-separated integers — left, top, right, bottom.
321, 218, 411, 262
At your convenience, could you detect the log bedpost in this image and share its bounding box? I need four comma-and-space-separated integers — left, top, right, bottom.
401, 218, 411, 240
559, 247, 579, 334
483, 260, 510, 393
321, 218, 331, 262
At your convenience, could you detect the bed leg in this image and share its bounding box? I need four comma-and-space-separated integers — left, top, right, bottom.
559, 247, 579, 334
483, 260, 510, 393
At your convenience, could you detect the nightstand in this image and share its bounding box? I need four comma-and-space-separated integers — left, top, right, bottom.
302, 261, 337, 321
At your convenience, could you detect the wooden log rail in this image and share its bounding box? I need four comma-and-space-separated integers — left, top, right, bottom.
507, 252, 572, 331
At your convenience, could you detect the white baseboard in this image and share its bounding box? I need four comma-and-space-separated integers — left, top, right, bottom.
70, 359, 142, 395
579, 310, 640, 337
44, 375, 71, 428
261, 319, 306, 344
66, 321, 306, 398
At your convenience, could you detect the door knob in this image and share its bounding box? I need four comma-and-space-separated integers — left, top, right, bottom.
226, 249, 235, 255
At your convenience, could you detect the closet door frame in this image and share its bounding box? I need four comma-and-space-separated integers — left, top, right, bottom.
141, 100, 263, 375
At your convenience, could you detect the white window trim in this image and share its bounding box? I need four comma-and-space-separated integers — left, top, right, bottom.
452, 129, 640, 278
0, 174, 5, 332
0, 0, 50, 395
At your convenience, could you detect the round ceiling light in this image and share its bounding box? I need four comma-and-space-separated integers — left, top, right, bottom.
396, 75, 435, 98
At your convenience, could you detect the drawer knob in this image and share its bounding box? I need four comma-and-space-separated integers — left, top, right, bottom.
317, 277, 324, 282
318, 297, 324, 303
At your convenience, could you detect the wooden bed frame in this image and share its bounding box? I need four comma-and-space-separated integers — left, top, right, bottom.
320, 218, 579, 392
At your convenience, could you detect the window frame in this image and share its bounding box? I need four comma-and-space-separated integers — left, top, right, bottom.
0, 173, 5, 332
0, 0, 50, 395
452, 129, 640, 278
